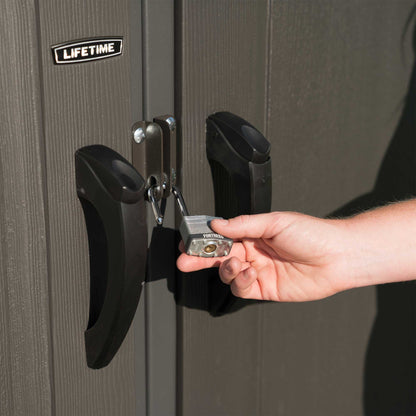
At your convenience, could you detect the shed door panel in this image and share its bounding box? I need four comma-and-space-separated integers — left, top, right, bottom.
177, 1, 415, 415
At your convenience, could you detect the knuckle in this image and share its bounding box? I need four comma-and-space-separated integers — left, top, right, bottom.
230, 280, 249, 299
219, 268, 232, 284
230, 282, 241, 297
219, 261, 230, 274
233, 215, 252, 229
269, 212, 296, 236
231, 286, 248, 299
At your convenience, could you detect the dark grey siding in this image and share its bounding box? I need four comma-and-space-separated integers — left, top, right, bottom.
176, 1, 415, 415
0, 2, 52, 415
1, 0, 146, 414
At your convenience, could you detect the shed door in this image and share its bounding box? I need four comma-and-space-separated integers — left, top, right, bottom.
1, 1, 176, 415
2, 2, 416, 416
175, 1, 416, 415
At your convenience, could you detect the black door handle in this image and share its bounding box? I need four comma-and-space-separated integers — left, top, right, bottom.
205, 112, 272, 315
206, 111, 272, 218
75, 145, 147, 369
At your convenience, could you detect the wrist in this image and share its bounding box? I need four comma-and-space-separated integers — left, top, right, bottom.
319, 218, 366, 293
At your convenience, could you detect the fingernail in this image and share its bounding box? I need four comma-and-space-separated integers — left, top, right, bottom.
225, 263, 233, 273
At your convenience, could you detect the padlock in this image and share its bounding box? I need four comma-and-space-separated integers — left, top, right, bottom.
172, 187, 233, 258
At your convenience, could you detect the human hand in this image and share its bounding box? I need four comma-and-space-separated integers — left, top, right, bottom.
177, 212, 352, 302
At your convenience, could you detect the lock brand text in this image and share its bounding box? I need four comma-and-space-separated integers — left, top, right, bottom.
203, 233, 224, 239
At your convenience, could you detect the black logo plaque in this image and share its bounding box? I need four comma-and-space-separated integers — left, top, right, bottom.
52, 38, 123, 64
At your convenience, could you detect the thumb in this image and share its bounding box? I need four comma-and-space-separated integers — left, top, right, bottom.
210, 213, 282, 240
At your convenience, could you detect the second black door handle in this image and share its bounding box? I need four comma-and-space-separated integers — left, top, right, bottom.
206, 111, 272, 218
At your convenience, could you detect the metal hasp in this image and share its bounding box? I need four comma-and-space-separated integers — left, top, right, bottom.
132, 115, 177, 225
154, 115, 177, 197
206, 112, 272, 218
75, 145, 147, 369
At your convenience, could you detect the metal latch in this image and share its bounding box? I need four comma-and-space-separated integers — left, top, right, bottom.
131, 115, 232, 258
132, 115, 176, 225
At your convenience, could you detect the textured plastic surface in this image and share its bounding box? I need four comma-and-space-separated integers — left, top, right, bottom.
206, 112, 272, 316
206, 112, 272, 218
207, 112, 270, 163
75, 145, 147, 369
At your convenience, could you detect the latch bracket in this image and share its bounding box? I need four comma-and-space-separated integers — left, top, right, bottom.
132, 115, 177, 225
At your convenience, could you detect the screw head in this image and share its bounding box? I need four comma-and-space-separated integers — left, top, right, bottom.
166, 117, 176, 131
133, 127, 145, 144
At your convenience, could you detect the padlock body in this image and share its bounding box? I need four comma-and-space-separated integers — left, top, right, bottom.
180, 215, 233, 257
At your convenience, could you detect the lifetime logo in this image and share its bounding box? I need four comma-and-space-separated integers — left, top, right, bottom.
52, 38, 123, 64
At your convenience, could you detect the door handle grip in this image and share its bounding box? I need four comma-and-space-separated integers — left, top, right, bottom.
206, 112, 272, 218
75, 145, 147, 369
205, 112, 272, 316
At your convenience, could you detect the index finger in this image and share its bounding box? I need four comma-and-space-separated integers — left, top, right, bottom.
210, 213, 281, 240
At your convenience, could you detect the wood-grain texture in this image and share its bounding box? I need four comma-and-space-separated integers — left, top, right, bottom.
176, 2, 270, 415
262, 3, 414, 414
36, 1, 142, 414
176, 1, 415, 415
142, 1, 177, 415
0, 2, 53, 415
